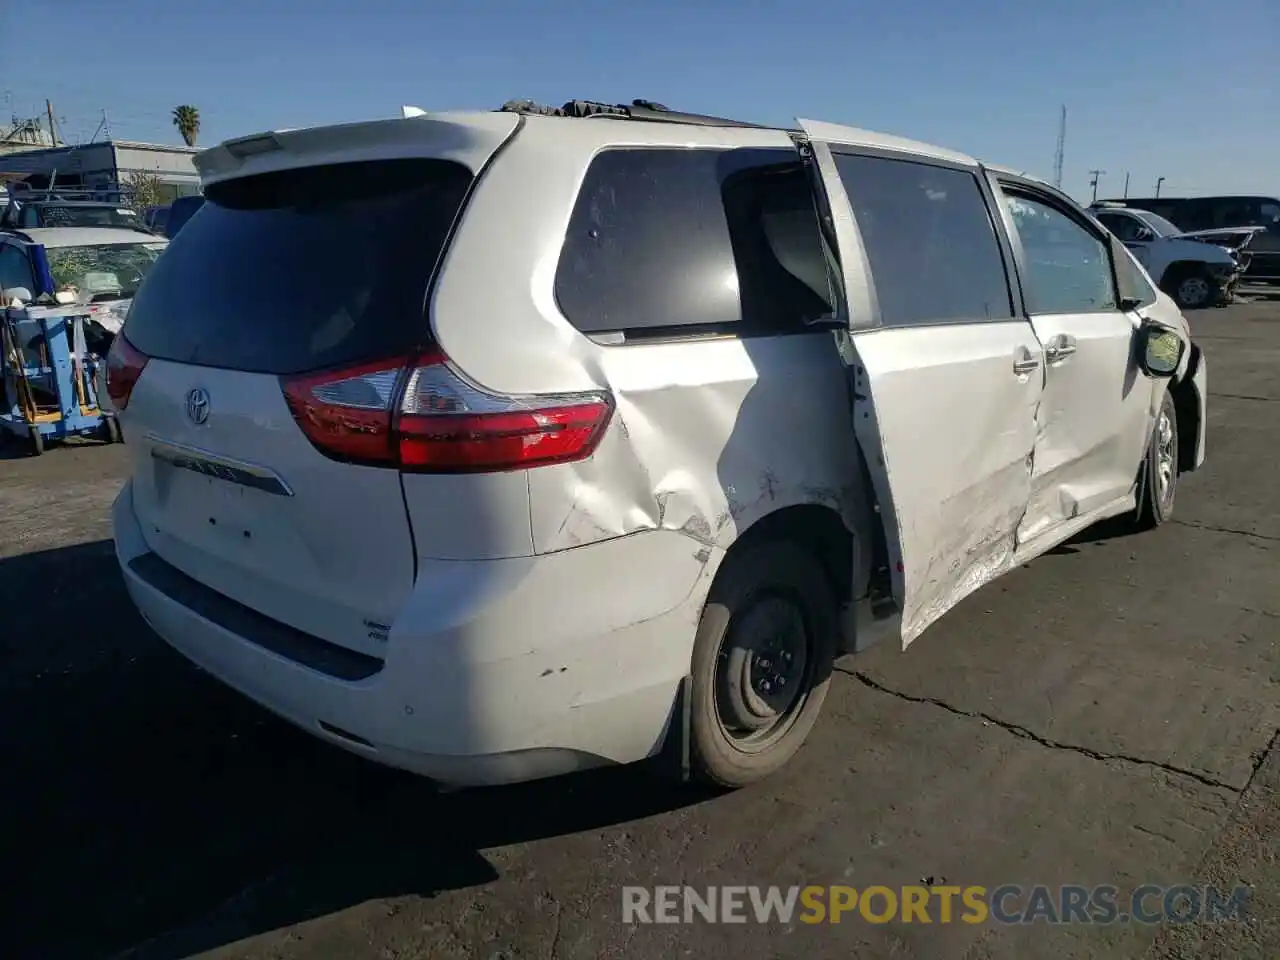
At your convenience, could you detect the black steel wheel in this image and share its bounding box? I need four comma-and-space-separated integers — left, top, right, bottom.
689, 540, 838, 787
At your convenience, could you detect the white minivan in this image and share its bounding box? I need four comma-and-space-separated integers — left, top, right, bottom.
108, 99, 1208, 788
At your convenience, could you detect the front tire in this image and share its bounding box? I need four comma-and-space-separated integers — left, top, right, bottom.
1133, 390, 1178, 530
1169, 268, 1215, 310
689, 540, 838, 788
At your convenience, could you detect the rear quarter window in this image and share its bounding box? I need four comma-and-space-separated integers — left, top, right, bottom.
123, 159, 473, 374
554, 147, 834, 338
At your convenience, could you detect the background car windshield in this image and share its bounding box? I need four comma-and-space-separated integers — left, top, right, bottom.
40, 205, 140, 228
46, 242, 165, 301
1133, 210, 1184, 237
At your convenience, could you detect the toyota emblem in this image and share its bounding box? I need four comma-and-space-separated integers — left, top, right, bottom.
185, 387, 211, 426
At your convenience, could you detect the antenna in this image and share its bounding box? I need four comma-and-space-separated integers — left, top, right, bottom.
1088, 169, 1105, 203
1052, 105, 1066, 189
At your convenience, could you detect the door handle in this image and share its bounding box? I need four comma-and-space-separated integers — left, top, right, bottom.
1012, 347, 1040, 376
1044, 334, 1077, 363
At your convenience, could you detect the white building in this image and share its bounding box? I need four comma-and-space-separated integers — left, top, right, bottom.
0, 139, 201, 203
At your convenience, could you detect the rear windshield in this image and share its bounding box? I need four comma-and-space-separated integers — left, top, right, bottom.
39, 204, 140, 228
124, 159, 473, 374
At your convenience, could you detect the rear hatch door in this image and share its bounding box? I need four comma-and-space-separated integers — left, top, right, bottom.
119, 114, 519, 656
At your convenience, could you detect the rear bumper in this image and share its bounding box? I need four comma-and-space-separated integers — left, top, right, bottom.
113, 480, 719, 786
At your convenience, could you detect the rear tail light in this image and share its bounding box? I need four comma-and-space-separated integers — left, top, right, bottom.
105, 334, 149, 410
281, 350, 613, 473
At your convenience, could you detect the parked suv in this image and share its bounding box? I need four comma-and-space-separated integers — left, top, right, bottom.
1090, 202, 1249, 308
109, 100, 1208, 789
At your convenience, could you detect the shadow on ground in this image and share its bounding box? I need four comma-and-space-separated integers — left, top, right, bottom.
0, 540, 717, 960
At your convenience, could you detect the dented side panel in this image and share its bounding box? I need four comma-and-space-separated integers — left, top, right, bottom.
1015, 310, 1154, 547
848, 322, 1044, 648
527, 333, 866, 557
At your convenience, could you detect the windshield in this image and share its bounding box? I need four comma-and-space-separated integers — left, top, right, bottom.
38, 204, 141, 229
1132, 210, 1184, 238
46, 242, 167, 302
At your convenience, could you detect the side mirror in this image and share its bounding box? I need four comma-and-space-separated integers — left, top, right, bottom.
2, 286, 33, 305
1138, 323, 1184, 378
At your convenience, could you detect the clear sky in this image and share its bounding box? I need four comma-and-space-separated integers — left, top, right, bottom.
3, 0, 1277, 204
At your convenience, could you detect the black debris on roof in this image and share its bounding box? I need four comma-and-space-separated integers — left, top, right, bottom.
497, 98, 764, 129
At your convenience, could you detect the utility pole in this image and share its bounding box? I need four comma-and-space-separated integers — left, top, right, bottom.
1052, 105, 1066, 189
1088, 169, 1105, 203
1123, 172, 1130, 199
45, 99, 60, 146
101, 108, 112, 141
1155, 176, 1166, 198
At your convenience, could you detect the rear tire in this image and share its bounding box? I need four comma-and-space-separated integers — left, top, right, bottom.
1132, 390, 1178, 530
688, 540, 838, 788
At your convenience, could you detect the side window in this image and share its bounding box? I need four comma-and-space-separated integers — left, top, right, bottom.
1003, 193, 1117, 315
1096, 212, 1143, 242
832, 154, 1012, 326
1173, 200, 1210, 231
0, 245, 35, 293
1215, 200, 1255, 228
555, 147, 833, 337
1113, 244, 1158, 309
1260, 200, 1280, 225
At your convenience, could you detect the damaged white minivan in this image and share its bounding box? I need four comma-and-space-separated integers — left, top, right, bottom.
108, 99, 1207, 789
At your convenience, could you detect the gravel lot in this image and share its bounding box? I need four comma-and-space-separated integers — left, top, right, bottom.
2, 301, 1277, 960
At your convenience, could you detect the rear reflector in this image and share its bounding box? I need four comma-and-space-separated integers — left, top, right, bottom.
105, 333, 149, 410
281, 351, 613, 473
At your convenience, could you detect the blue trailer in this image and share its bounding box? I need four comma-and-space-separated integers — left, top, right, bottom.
1, 302, 120, 455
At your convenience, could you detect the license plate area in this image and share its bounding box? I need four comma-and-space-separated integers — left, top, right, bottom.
144, 436, 297, 559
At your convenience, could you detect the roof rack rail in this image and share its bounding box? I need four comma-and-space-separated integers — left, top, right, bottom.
7, 181, 131, 203
497, 98, 767, 129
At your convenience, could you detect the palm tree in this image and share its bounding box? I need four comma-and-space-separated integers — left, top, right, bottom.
172, 105, 200, 147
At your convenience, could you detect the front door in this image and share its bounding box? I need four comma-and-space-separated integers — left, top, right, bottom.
798, 120, 1045, 648
993, 182, 1155, 553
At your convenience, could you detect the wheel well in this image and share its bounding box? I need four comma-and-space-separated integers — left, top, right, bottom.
725, 504, 855, 607
1159, 260, 1208, 289
1170, 367, 1200, 474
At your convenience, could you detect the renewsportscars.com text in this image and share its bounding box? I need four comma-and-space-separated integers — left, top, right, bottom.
621, 884, 1250, 926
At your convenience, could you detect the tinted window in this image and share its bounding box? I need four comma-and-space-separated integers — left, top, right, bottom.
124, 160, 473, 374
1173, 200, 1214, 231
555, 148, 833, 336
833, 154, 1012, 326
1004, 193, 1116, 314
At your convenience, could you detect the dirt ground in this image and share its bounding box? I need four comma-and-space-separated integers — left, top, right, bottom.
1, 300, 1276, 960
